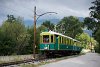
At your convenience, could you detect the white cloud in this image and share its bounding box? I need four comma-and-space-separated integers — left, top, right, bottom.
0, 0, 94, 25
0, 16, 7, 26
36, 1, 91, 19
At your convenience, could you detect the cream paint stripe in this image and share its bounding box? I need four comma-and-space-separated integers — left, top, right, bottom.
42, 36, 43, 43
49, 35, 51, 43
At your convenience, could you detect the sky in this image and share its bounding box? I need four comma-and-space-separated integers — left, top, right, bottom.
0, 0, 94, 26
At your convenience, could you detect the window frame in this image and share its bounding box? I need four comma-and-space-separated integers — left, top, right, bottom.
51, 35, 54, 43
43, 35, 49, 43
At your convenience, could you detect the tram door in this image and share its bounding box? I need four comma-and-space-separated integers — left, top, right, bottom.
55, 35, 58, 50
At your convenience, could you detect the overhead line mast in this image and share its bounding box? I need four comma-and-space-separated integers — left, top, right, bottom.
33, 6, 36, 59
33, 5, 57, 59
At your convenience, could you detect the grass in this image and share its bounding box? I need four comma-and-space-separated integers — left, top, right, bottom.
37, 60, 53, 66
0, 55, 32, 64
0, 61, 6, 64
0, 57, 22, 64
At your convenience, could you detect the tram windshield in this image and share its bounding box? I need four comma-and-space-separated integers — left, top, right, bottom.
43, 35, 49, 43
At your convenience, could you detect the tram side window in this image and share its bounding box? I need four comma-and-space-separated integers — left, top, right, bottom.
62, 37, 63, 44
64, 38, 66, 44
43, 35, 49, 43
51, 35, 53, 43
74, 41, 76, 46
59, 36, 61, 44
70, 40, 72, 45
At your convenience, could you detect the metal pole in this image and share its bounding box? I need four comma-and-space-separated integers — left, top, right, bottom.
33, 6, 36, 59
33, 6, 57, 59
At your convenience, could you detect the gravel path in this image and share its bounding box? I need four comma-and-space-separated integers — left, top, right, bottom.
40, 53, 100, 67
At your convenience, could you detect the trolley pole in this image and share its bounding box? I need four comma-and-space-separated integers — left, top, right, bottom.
33, 6, 36, 59
33, 6, 57, 59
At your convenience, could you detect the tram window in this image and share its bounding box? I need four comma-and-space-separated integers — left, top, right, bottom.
60, 37, 62, 44
64, 38, 66, 44
68, 39, 69, 45
51, 35, 53, 43
63, 37, 65, 44
74, 41, 76, 46
66, 38, 67, 44
43, 35, 49, 43
59, 37, 61, 44
76, 42, 78, 46
71, 40, 73, 45
70, 40, 72, 45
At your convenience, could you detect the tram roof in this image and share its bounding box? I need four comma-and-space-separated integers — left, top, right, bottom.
41, 31, 80, 42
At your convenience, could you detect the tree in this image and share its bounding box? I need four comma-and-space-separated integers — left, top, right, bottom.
0, 15, 30, 55
95, 30, 100, 43
95, 29, 100, 52
84, 0, 100, 53
57, 16, 83, 38
89, 0, 100, 35
27, 25, 47, 54
7, 15, 16, 23
84, 17, 96, 31
76, 33, 97, 49
84, 0, 100, 34
89, 0, 100, 22
42, 20, 54, 31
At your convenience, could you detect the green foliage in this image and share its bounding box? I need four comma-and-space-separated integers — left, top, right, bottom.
76, 33, 89, 49
37, 25, 47, 32
89, 0, 100, 21
57, 16, 83, 38
27, 25, 47, 54
87, 0, 100, 34
84, 0, 100, 34
0, 15, 30, 55
95, 29, 100, 53
94, 43, 100, 53
7, 15, 16, 23
84, 17, 96, 31
42, 20, 54, 31
84, 0, 100, 53
95, 29, 100, 43
76, 33, 96, 49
